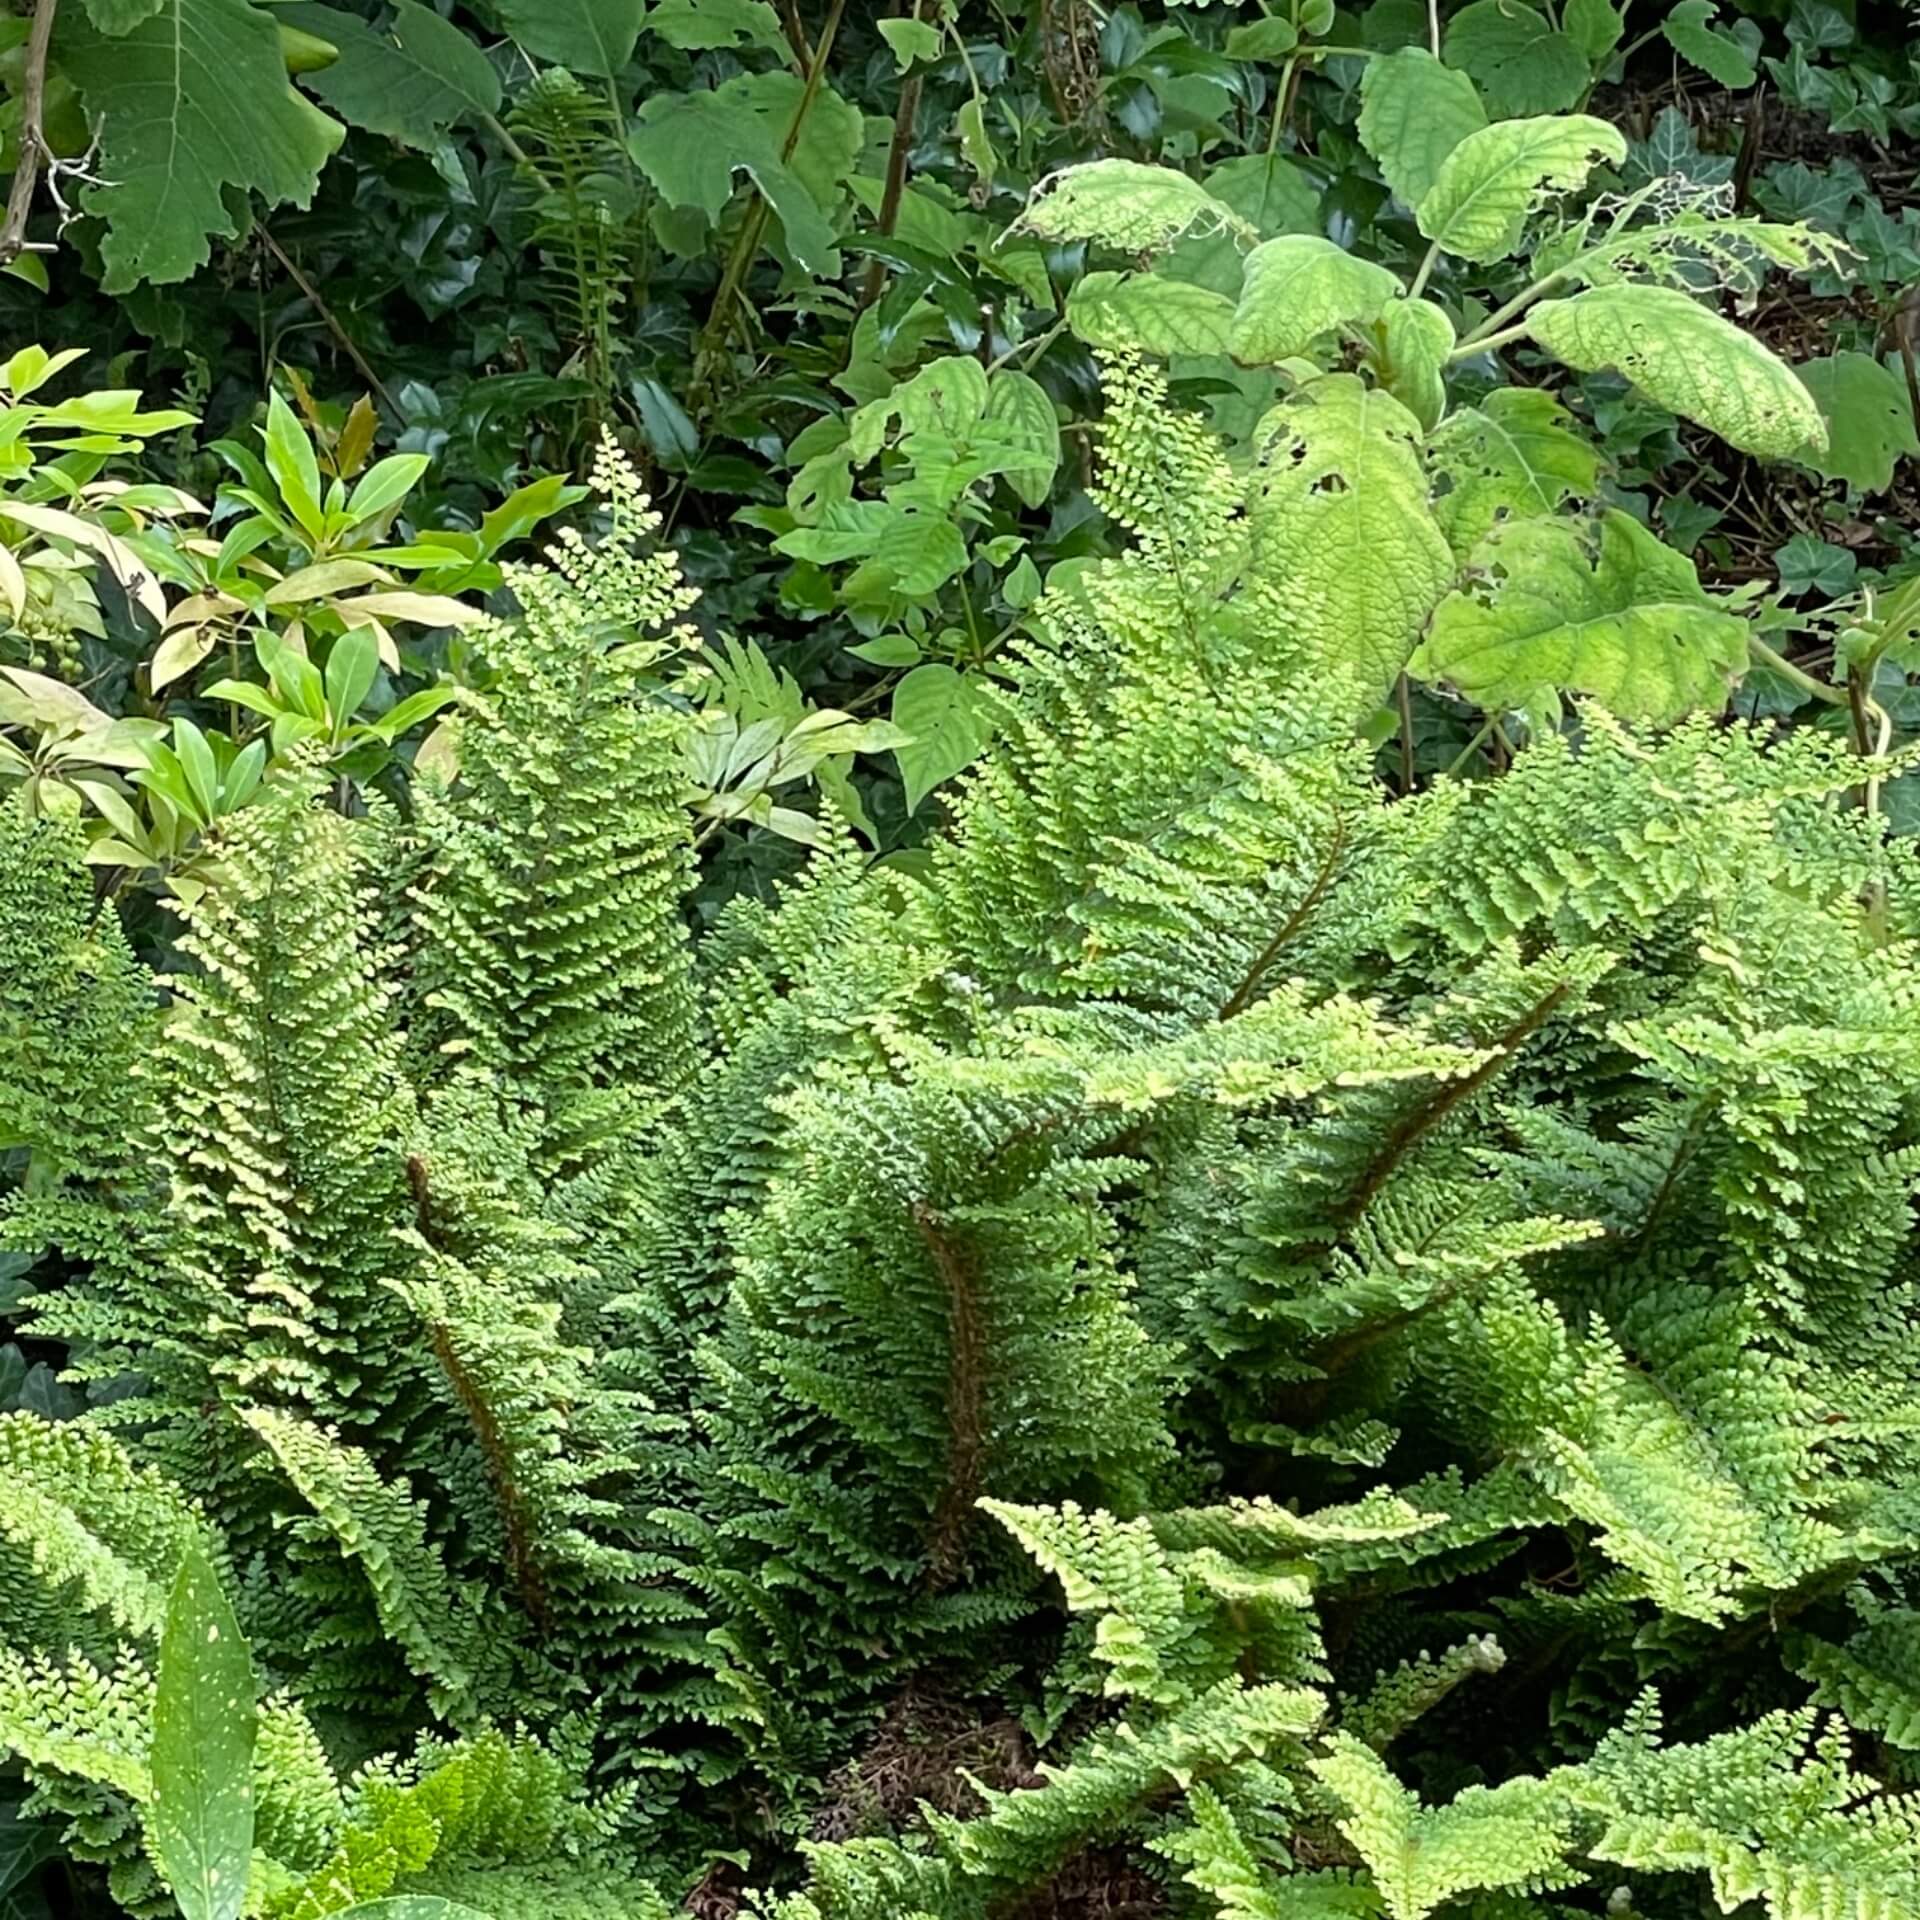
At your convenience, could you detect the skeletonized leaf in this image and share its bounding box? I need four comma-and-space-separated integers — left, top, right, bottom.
1357, 48, 1487, 213
149, 1545, 255, 1920
1017, 160, 1255, 252
1528, 283, 1826, 457
1417, 116, 1627, 263
1425, 388, 1604, 556
1410, 509, 1747, 721
1067, 271, 1237, 356
1443, 0, 1588, 115
1246, 375, 1456, 698
1229, 236, 1404, 364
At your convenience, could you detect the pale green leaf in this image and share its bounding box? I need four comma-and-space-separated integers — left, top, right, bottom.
149, 1546, 255, 1920
1357, 48, 1487, 214
284, 0, 500, 143
59, 0, 343, 292
1230, 236, 1403, 364
1528, 283, 1826, 457
649, 0, 786, 48
1425, 387, 1603, 555
1018, 160, 1255, 253
878, 15, 942, 68
1375, 298, 1455, 430
332, 1902, 493, 1919
892, 663, 994, 814
1662, 0, 1758, 89
1793, 351, 1920, 493
1247, 375, 1456, 697
1443, 0, 1588, 115
1417, 115, 1627, 263
1411, 509, 1747, 720
1067, 271, 1238, 356
495, 0, 645, 75
984, 371, 1061, 508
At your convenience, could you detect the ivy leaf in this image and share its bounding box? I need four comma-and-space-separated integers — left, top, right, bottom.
1662, 0, 1759, 89
1375, 299, 1455, 431
1774, 533, 1856, 597
1792, 351, 1920, 493
629, 91, 840, 274
495, 0, 645, 76
1564, 0, 1624, 61
892, 664, 994, 814
984, 372, 1062, 508
1018, 160, 1255, 252
1068, 270, 1237, 356
1443, 0, 1589, 115
1246, 374, 1456, 697
149, 1546, 256, 1920
285, 0, 499, 146
1417, 116, 1627, 263
1358, 48, 1488, 214
58, 0, 343, 292
1411, 509, 1747, 721
1528, 284, 1827, 457
647, 0, 787, 50
1426, 388, 1603, 556
1229, 236, 1403, 364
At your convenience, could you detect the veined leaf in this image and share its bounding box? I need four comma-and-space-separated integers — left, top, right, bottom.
1418, 116, 1627, 263
284, 0, 499, 144
1247, 375, 1455, 698
1068, 271, 1237, 356
1793, 351, 1920, 493
1564, 0, 1624, 60
149, 1546, 256, 1920
495, 0, 645, 76
893, 664, 994, 814
1358, 48, 1488, 213
1443, 0, 1588, 115
1528, 284, 1826, 457
1018, 160, 1255, 253
647, 0, 786, 49
984, 372, 1061, 509
60, 0, 342, 293
1663, 0, 1759, 89
1375, 299, 1456, 431
1411, 509, 1747, 721
1426, 388, 1603, 556
1230, 237, 1403, 364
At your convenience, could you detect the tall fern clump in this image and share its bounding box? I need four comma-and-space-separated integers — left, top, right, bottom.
7, 349, 1920, 1920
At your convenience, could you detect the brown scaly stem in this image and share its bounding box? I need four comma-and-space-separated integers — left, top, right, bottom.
914, 1201, 987, 1589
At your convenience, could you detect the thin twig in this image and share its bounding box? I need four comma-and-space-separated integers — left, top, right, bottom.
860, 0, 934, 308
0, 0, 62, 269
258, 225, 398, 414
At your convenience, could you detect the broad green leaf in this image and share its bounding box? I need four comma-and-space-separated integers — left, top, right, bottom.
878, 15, 942, 67
868, 516, 969, 597
648, 0, 786, 48
892, 663, 994, 814
1564, 0, 1624, 60
262, 393, 324, 542
1246, 375, 1455, 698
324, 628, 379, 722
1528, 283, 1827, 457
955, 97, 997, 190
1227, 15, 1299, 56
284, 0, 499, 143
1663, 0, 1758, 89
149, 1546, 255, 1920
346, 454, 431, 523
1357, 48, 1487, 213
495, 0, 645, 75
1018, 160, 1255, 252
1067, 271, 1237, 356
59, 0, 343, 292
1417, 116, 1627, 263
1411, 509, 1747, 721
1164, 153, 1320, 292
1793, 351, 1920, 493
1443, 0, 1588, 115
1374, 299, 1455, 431
628, 91, 841, 274
1230, 236, 1403, 364
984, 372, 1061, 509
1425, 387, 1603, 555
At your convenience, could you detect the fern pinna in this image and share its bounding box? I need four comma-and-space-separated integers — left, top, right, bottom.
6, 368, 1920, 1920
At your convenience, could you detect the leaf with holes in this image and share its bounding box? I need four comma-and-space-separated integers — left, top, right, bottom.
647, 0, 786, 50
1443, 0, 1588, 114
1418, 116, 1627, 263
1068, 271, 1237, 356
1018, 160, 1255, 253
1426, 388, 1604, 556
149, 1545, 255, 1920
1358, 48, 1488, 214
1528, 284, 1826, 457
1411, 509, 1747, 720
1230, 237, 1404, 364
59, 0, 343, 292
1247, 375, 1456, 698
